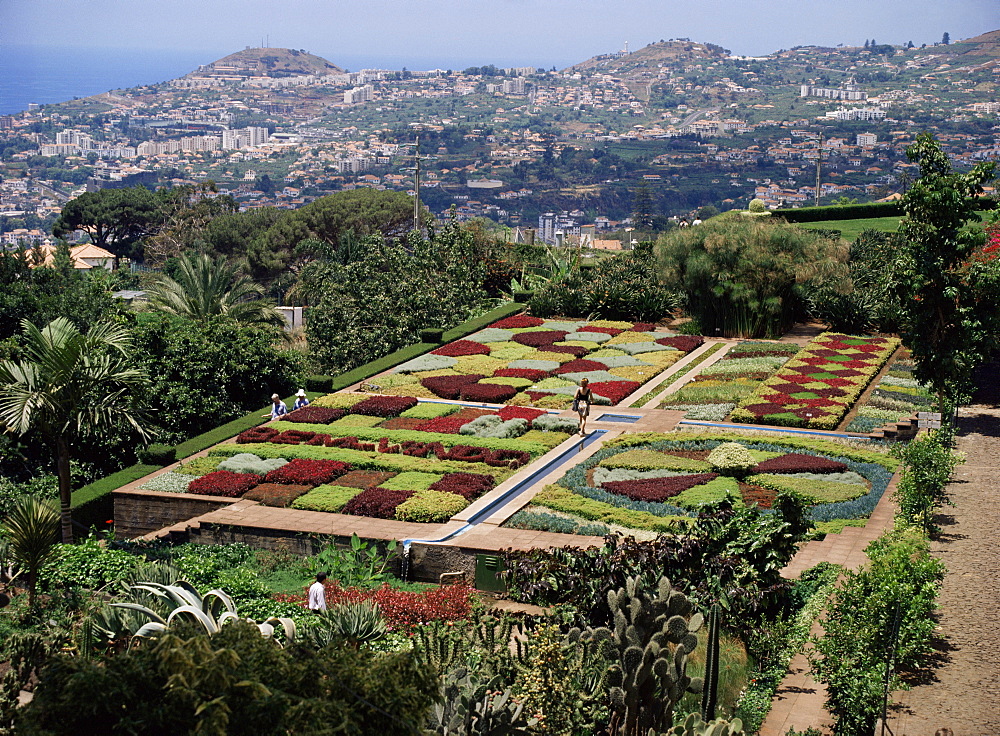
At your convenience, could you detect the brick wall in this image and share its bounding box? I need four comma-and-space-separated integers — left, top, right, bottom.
113, 489, 235, 538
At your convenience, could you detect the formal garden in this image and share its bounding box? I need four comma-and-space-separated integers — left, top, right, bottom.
0, 133, 995, 734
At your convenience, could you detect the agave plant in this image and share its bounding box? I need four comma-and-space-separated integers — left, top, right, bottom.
304, 601, 387, 649
103, 581, 295, 644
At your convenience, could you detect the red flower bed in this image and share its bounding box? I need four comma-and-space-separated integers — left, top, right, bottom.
187, 470, 261, 497
421, 374, 484, 400
415, 415, 475, 434
742, 403, 790, 416
431, 340, 491, 357
498, 406, 547, 423
264, 458, 350, 486
334, 470, 397, 488
276, 582, 475, 631
553, 359, 608, 375
350, 395, 419, 418
589, 380, 641, 404
243, 483, 311, 507
582, 325, 624, 336
283, 406, 347, 424
379, 417, 427, 431
341, 488, 415, 518
271, 429, 318, 444
443, 445, 531, 468
602, 473, 719, 503
236, 426, 280, 444
491, 314, 545, 329
656, 335, 704, 352
429, 472, 495, 500
541, 345, 589, 357
631, 323, 656, 332
753, 453, 848, 474
493, 368, 550, 381
512, 330, 568, 347
459, 382, 519, 403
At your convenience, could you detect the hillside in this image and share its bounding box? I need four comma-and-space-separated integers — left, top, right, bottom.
184, 47, 343, 80
565, 39, 729, 74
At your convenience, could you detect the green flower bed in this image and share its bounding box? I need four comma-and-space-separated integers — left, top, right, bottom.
395, 490, 469, 523
291, 484, 363, 512
378, 471, 442, 491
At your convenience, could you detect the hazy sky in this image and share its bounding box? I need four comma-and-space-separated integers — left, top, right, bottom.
4, 0, 997, 68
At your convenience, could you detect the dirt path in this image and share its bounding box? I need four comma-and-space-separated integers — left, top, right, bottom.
891, 359, 1000, 735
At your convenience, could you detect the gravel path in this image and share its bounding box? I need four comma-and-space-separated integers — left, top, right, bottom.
891, 360, 1000, 735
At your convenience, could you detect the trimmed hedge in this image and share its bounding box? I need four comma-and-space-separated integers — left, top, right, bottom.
777, 201, 903, 223
138, 444, 176, 466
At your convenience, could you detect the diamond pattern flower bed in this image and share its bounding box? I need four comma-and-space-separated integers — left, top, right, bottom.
730, 333, 900, 430
283, 406, 347, 424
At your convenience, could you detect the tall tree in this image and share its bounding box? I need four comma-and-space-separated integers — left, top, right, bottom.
0, 318, 149, 542
143, 253, 287, 330
897, 132, 996, 409
941, 32, 950, 45
51, 186, 165, 256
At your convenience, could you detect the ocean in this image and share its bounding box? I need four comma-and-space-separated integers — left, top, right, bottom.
0, 45, 571, 115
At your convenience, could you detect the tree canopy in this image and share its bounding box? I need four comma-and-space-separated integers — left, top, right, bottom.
51, 187, 166, 257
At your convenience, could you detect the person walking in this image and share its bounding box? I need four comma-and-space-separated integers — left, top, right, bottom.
293, 389, 310, 411
308, 572, 328, 612
573, 377, 594, 436
264, 393, 288, 420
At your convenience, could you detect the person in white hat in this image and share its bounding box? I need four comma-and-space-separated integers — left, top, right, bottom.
264, 393, 288, 420
293, 388, 310, 411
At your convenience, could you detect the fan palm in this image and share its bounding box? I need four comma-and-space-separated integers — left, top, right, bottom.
0, 317, 149, 543
144, 253, 286, 329
0, 498, 60, 608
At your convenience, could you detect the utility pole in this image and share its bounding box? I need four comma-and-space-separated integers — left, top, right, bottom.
814, 133, 824, 207
413, 135, 422, 233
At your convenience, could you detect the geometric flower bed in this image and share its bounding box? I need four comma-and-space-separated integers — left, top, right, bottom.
144, 394, 572, 525
845, 356, 934, 433
505, 432, 897, 537
730, 333, 900, 430
657, 340, 799, 420
364, 315, 704, 409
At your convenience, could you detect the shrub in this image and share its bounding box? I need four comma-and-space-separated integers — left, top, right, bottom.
708, 442, 759, 475
283, 406, 347, 424
243, 482, 312, 507
217, 453, 288, 475
459, 415, 529, 439
341, 488, 415, 518
419, 327, 445, 343
394, 489, 469, 522
529, 414, 579, 433
602, 473, 720, 502
138, 443, 176, 465
431, 339, 490, 357
428, 472, 494, 500
350, 395, 419, 417
420, 373, 484, 399
305, 375, 334, 392
186, 470, 261, 497
748, 198, 767, 213
378, 471, 442, 491
511, 330, 568, 347
459, 382, 519, 403
589, 380, 641, 404
291, 485, 362, 512
491, 314, 544, 329
753, 453, 848, 474
263, 458, 351, 486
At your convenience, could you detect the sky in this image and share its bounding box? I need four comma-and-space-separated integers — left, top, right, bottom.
4, 0, 998, 70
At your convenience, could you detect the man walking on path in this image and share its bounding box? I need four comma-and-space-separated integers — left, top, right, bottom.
308, 572, 328, 612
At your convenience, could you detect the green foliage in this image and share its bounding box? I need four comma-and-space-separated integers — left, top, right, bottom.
292, 484, 361, 512
51, 185, 166, 256
137, 443, 175, 466
400, 402, 459, 419
530, 413, 579, 434
18, 622, 439, 735
459, 415, 529, 439
42, 537, 140, 590
305, 601, 388, 649
217, 452, 287, 475
747, 474, 868, 504
656, 219, 850, 338
173, 456, 222, 476
809, 527, 944, 736
0, 498, 59, 608
307, 534, 399, 589
668, 712, 746, 736
747, 199, 767, 213
601, 448, 711, 472
395, 489, 468, 523
897, 132, 997, 406
892, 426, 962, 532
707, 442, 757, 475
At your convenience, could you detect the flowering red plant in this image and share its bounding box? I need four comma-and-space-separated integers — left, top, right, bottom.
459, 382, 519, 403
602, 473, 719, 503
284, 406, 347, 424
420, 374, 484, 400
236, 426, 280, 444
497, 406, 547, 423
493, 368, 551, 381
511, 330, 569, 347
429, 472, 495, 500
553, 359, 607, 375
350, 395, 419, 418
589, 380, 641, 404
753, 453, 848, 474
187, 470, 261, 497
342, 488, 415, 518
431, 340, 491, 357
655, 335, 704, 352
264, 458, 351, 486
490, 314, 545, 329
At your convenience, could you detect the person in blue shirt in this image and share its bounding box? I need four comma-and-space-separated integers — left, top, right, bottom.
293, 389, 310, 411
265, 393, 288, 420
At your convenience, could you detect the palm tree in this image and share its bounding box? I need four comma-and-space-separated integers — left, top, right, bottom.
0, 318, 149, 543
144, 253, 287, 329
0, 498, 60, 608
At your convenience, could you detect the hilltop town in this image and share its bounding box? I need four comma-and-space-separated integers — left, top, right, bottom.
1, 32, 998, 249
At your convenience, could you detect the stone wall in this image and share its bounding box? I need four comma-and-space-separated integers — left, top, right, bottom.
113, 489, 234, 538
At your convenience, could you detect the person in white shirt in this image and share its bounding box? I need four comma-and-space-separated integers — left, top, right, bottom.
308, 572, 328, 612
293, 388, 310, 411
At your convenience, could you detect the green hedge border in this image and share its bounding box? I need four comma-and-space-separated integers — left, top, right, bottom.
71, 301, 526, 516
777, 198, 995, 224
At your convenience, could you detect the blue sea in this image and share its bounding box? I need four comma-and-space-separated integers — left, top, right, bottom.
0, 45, 572, 115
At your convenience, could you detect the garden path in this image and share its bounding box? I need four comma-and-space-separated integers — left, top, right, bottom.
890, 360, 1000, 735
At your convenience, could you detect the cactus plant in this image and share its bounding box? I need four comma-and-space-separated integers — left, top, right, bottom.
666, 712, 747, 736
579, 576, 704, 736
700, 604, 721, 721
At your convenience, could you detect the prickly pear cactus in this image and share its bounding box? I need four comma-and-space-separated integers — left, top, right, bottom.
664, 712, 747, 736
582, 576, 704, 736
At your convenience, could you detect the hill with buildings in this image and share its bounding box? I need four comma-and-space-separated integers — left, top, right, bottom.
182, 47, 343, 81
